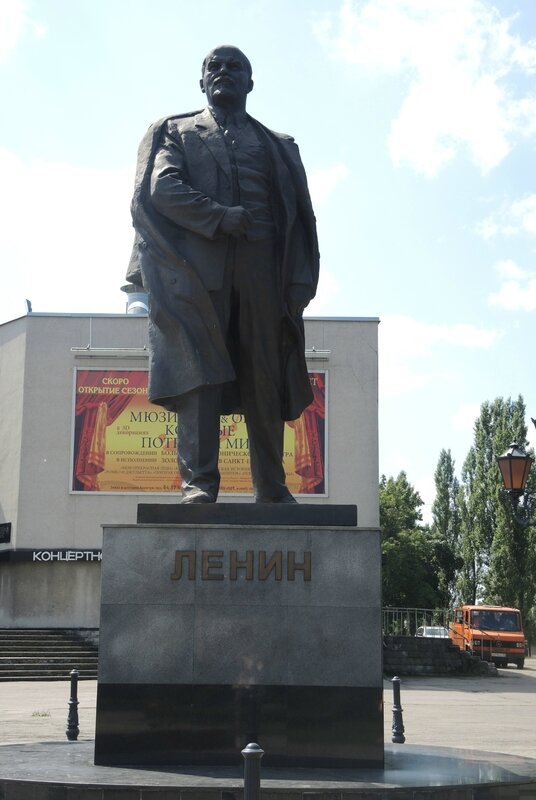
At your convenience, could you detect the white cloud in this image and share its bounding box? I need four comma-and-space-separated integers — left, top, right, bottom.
0, 0, 25, 61
30, 19, 47, 40
495, 259, 525, 279
382, 314, 500, 354
308, 163, 349, 206
379, 315, 501, 398
382, 447, 410, 477
0, 0, 47, 62
510, 196, 536, 234
415, 475, 436, 524
315, 0, 536, 176
488, 260, 536, 311
476, 218, 500, 240
452, 403, 480, 432
306, 270, 341, 315
477, 194, 536, 239
0, 148, 134, 323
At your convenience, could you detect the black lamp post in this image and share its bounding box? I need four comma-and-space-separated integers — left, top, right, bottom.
496, 443, 535, 528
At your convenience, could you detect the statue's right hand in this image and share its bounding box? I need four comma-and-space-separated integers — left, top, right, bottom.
219, 206, 254, 236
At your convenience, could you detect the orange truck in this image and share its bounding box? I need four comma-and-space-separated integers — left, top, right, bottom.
449, 605, 528, 669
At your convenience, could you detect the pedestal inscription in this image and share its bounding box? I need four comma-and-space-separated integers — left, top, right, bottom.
94, 514, 383, 768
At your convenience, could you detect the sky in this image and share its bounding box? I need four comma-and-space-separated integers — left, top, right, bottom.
1, 0, 536, 520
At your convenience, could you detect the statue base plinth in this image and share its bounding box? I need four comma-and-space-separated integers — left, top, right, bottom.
95, 506, 383, 768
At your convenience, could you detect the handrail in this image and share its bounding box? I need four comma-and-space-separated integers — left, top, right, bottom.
382, 607, 450, 637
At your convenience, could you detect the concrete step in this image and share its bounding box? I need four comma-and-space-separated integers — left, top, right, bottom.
0, 671, 98, 681
0, 636, 95, 648
0, 656, 97, 672
0, 633, 86, 636
0, 649, 98, 657
383, 635, 499, 677
0, 636, 96, 643
0, 631, 95, 636
0, 675, 97, 681
0, 629, 99, 680
0, 638, 97, 646
384, 635, 466, 676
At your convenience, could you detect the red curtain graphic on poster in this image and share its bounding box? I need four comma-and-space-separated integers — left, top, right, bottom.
72, 369, 326, 494
72, 370, 147, 490
287, 372, 325, 494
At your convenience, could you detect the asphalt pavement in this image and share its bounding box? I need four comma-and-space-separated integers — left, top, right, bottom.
387, 656, 536, 759
0, 659, 534, 758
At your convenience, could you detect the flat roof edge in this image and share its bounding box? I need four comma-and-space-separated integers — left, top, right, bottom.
2, 313, 381, 324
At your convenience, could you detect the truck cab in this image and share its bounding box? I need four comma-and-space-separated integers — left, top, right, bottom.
449, 605, 527, 668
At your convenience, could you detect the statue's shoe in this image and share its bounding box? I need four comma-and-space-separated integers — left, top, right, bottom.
255, 494, 298, 504
180, 490, 215, 504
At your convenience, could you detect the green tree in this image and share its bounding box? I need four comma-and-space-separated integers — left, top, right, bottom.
456, 396, 536, 620
380, 472, 443, 608
456, 453, 480, 604
379, 471, 423, 539
431, 449, 461, 605
382, 529, 441, 608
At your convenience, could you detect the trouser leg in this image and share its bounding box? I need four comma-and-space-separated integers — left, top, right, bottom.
173, 262, 232, 504
233, 238, 295, 503
175, 386, 222, 502
246, 408, 294, 502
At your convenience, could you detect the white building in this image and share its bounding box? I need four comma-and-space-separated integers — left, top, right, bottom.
0, 310, 379, 628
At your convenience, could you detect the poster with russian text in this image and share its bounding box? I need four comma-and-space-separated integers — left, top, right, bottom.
71, 368, 326, 495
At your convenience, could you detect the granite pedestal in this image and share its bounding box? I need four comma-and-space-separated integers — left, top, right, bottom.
5, 742, 536, 798
94, 505, 383, 768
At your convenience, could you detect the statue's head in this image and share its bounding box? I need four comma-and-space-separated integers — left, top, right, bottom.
200, 46, 253, 111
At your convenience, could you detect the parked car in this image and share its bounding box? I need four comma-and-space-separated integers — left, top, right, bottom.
416, 626, 449, 638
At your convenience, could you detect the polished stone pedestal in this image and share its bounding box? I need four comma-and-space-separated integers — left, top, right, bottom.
136, 502, 358, 526
94, 505, 383, 768
2, 742, 536, 798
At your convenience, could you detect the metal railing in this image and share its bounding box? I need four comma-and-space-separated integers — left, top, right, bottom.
382, 607, 450, 637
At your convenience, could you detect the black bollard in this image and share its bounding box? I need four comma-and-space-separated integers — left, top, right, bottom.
242, 742, 264, 800
391, 675, 406, 744
66, 668, 79, 741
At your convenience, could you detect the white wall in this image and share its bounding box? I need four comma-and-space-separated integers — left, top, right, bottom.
0, 312, 379, 626
0, 317, 26, 545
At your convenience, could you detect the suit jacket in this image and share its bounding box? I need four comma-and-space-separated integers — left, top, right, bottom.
126, 108, 319, 419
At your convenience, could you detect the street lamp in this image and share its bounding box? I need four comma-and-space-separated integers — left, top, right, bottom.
496, 442, 535, 528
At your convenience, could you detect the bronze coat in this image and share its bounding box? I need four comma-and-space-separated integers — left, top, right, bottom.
127, 109, 319, 420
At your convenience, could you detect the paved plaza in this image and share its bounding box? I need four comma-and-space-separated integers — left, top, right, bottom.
0, 658, 534, 759
390, 657, 536, 759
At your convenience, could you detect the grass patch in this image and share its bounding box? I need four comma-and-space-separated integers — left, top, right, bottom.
31, 710, 51, 717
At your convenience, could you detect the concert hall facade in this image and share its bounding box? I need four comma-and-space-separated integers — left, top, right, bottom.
0, 308, 379, 628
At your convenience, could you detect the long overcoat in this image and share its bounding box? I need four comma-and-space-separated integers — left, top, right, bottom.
126, 108, 319, 420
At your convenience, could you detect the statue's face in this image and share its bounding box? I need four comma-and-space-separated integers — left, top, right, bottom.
200, 47, 253, 109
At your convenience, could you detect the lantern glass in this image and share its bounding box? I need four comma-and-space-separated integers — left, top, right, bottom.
497, 444, 534, 493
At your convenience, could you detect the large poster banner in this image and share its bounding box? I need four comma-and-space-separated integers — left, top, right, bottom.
71, 369, 326, 496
